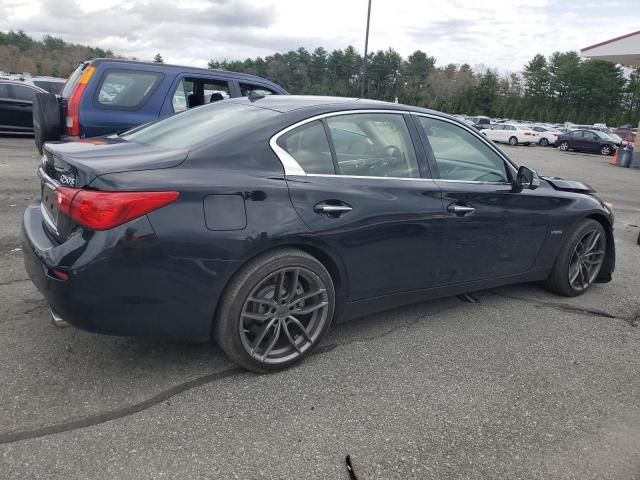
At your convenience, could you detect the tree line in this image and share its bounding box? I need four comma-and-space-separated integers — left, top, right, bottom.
209, 47, 640, 126
0, 30, 113, 79
1, 30, 638, 126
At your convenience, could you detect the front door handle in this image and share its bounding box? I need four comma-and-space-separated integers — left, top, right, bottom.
314, 202, 353, 217
447, 204, 475, 217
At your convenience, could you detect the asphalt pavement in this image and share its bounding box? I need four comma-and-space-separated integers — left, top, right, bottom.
0, 137, 639, 479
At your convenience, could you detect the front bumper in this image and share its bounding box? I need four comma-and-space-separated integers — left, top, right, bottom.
22, 200, 237, 342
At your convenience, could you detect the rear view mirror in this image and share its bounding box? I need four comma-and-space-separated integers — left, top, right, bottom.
513, 166, 540, 192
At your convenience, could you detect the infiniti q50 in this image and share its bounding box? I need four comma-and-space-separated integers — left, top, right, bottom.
22, 96, 615, 372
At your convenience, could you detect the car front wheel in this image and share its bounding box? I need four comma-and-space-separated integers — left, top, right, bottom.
546, 219, 606, 297
213, 249, 335, 373
600, 145, 612, 156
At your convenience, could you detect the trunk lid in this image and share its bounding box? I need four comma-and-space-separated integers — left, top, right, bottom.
39, 138, 188, 241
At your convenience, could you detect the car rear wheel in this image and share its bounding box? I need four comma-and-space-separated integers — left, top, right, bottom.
539, 137, 549, 147
509, 136, 518, 146
559, 141, 569, 151
600, 145, 612, 156
33, 92, 61, 155
546, 219, 606, 297
213, 249, 335, 373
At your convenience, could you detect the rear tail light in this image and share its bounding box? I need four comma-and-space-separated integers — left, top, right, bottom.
65, 66, 95, 136
524, 132, 532, 136
54, 187, 179, 230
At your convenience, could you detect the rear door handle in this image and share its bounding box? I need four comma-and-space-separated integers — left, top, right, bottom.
314, 202, 352, 217
447, 204, 475, 217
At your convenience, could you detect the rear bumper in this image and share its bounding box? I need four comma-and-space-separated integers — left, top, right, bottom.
22, 200, 238, 342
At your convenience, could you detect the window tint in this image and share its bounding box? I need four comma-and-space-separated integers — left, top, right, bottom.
327, 113, 420, 178
240, 83, 277, 96
278, 121, 335, 174
33, 80, 63, 95
121, 102, 278, 149
97, 70, 161, 108
0, 83, 9, 98
10, 85, 38, 101
417, 116, 508, 183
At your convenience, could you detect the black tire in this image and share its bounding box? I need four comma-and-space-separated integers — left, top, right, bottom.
600, 144, 612, 156
213, 248, 335, 373
509, 136, 518, 146
559, 141, 569, 151
33, 92, 61, 155
539, 137, 549, 147
546, 219, 606, 297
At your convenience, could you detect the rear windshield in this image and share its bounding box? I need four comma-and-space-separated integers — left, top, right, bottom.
61, 63, 87, 99
121, 102, 279, 149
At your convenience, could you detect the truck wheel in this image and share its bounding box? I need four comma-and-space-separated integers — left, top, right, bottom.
33, 93, 61, 155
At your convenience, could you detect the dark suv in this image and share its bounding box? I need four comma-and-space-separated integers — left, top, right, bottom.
33, 58, 287, 153
0, 79, 47, 135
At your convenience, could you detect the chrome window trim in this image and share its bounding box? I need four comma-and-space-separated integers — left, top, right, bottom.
269, 109, 517, 184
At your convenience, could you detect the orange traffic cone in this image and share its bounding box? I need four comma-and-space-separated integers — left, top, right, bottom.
610, 149, 618, 166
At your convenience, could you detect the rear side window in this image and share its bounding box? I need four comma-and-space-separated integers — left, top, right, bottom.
10, 85, 38, 101
97, 70, 162, 108
278, 121, 335, 174
240, 83, 277, 96
0, 84, 8, 98
121, 102, 278, 149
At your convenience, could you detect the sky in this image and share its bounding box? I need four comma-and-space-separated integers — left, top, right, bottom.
1, 0, 639, 72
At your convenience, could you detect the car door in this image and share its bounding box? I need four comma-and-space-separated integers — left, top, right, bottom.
413, 114, 556, 284
5, 84, 37, 131
582, 131, 599, 152
0, 83, 12, 130
276, 111, 445, 301
569, 130, 587, 150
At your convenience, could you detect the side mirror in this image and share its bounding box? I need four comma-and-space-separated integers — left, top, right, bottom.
513, 166, 540, 192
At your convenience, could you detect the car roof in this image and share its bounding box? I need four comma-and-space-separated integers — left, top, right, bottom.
89, 58, 284, 86
224, 94, 446, 116
0, 79, 47, 91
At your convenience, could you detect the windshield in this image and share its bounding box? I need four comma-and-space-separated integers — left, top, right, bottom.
121, 102, 279, 149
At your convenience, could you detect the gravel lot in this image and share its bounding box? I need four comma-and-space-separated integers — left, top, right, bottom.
1, 137, 639, 479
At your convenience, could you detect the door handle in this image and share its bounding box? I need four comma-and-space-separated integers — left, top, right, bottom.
314, 202, 352, 217
447, 204, 475, 216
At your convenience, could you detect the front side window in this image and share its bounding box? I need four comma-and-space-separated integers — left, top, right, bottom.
417, 116, 509, 183
97, 70, 161, 108
327, 113, 420, 178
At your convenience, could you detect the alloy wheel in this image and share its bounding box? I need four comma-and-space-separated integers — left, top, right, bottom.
600, 145, 611, 156
239, 266, 329, 365
568, 229, 605, 291
509, 137, 518, 146
559, 142, 569, 151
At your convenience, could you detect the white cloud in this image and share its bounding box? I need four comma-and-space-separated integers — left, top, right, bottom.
1, 0, 638, 71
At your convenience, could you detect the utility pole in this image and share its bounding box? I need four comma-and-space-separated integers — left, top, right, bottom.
360, 0, 372, 98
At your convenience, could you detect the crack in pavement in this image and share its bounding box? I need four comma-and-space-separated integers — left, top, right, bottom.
4, 291, 631, 447
0, 315, 428, 446
490, 291, 639, 327
0, 278, 29, 287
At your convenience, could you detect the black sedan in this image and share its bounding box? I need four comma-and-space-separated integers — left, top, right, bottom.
0, 79, 47, 134
22, 96, 615, 372
557, 129, 620, 155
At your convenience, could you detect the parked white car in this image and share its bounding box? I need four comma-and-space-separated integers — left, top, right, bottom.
531, 126, 561, 147
483, 123, 538, 146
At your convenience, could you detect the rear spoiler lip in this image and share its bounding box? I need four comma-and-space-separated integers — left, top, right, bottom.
540, 176, 595, 194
